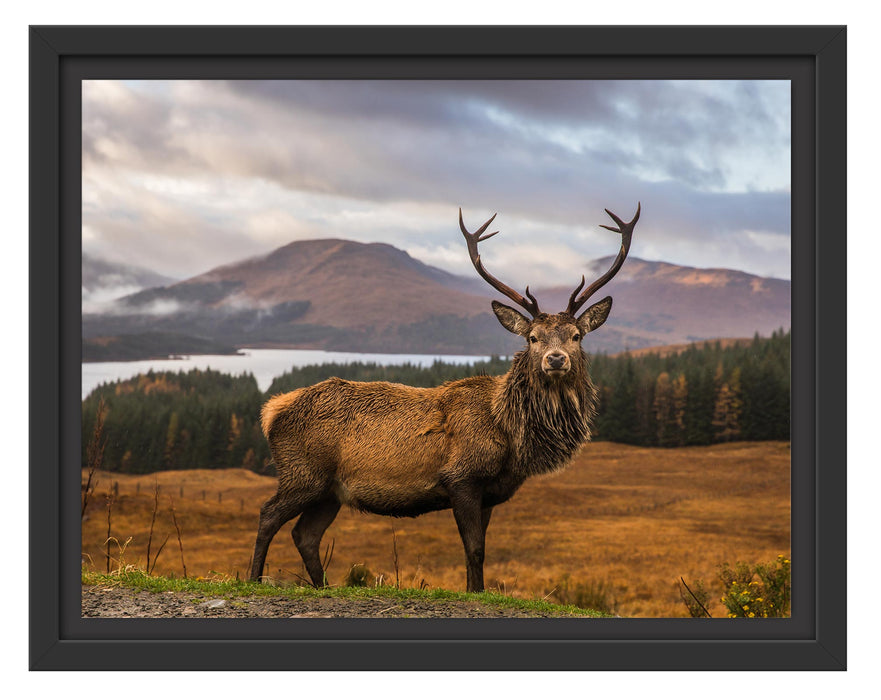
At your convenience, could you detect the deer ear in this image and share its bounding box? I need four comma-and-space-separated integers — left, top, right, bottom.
492, 301, 532, 336
577, 296, 613, 334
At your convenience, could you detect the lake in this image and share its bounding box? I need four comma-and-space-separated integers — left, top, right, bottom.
81, 348, 496, 399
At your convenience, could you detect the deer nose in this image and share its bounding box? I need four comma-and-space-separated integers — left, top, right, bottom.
546, 352, 568, 370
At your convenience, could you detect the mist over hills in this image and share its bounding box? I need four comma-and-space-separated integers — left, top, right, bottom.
83, 239, 790, 360
82, 254, 177, 313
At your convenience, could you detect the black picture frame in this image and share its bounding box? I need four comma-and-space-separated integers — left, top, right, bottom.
29, 25, 846, 671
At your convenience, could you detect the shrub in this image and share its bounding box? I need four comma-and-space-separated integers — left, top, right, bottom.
343, 564, 374, 588
719, 555, 791, 618
678, 577, 711, 618
551, 574, 617, 615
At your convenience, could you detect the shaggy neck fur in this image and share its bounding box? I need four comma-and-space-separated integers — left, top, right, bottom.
492, 347, 598, 477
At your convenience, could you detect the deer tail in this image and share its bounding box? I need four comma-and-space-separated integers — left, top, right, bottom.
260, 390, 304, 437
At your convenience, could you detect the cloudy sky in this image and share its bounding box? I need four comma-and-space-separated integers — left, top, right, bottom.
82, 79, 791, 291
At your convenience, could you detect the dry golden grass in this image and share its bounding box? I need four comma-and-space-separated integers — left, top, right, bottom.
81, 441, 790, 617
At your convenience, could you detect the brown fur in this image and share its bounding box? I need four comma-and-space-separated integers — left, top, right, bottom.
249, 310, 609, 591
249, 205, 637, 591
260, 389, 305, 437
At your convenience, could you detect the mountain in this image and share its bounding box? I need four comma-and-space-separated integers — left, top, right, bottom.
535, 256, 791, 348
83, 239, 790, 358
120, 239, 488, 328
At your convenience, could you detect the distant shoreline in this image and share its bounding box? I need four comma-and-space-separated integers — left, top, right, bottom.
82, 350, 246, 364
82, 332, 243, 363
80, 347, 496, 399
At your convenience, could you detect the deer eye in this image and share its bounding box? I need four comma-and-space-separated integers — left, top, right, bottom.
572, 333, 581, 342
528, 335, 538, 344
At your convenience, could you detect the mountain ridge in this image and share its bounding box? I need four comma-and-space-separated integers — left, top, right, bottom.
84, 238, 790, 357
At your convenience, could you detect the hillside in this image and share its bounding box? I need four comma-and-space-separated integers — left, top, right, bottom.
538, 257, 791, 346
612, 337, 753, 359
81, 441, 791, 617
121, 239, 489, 328
82, 332, 241, 362
83, 238, 790, 357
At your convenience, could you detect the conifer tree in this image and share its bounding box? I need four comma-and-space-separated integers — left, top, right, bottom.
712, 367, 743, 442
672, 373, 688, 445
653, 372, 674, 446
164, 411, 179, 470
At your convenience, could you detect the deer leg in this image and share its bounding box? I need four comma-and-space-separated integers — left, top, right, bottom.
481, 505, 493, 538
250, 492, 305, 582
292, 498, 342, 587
450, 488, 487, 593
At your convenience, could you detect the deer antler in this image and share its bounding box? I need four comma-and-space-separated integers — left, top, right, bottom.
565, 203, 640, 317
460, 208, 541, 318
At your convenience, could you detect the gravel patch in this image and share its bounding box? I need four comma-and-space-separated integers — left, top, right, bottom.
81, 585, 574, 618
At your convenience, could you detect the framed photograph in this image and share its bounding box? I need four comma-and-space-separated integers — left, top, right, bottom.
30, 25, 845, 670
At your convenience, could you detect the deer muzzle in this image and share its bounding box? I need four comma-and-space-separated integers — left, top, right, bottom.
542, 351, 571, 376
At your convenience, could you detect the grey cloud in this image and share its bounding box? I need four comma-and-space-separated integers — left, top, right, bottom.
82, 79, 791, 281
87, 79, 789, 198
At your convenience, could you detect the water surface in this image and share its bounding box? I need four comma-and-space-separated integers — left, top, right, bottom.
82, 347, 494, 399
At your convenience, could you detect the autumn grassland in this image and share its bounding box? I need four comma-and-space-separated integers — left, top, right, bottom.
81, 440, 790, 617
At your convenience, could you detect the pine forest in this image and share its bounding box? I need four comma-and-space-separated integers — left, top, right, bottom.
82, 330, 790, 475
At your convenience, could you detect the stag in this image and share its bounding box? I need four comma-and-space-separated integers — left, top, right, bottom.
249, 204, 640, 592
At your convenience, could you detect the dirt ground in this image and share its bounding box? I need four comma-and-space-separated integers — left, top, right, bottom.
80, 584, 586, 618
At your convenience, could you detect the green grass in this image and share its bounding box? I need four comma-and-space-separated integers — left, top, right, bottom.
82, 569, 611, 617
